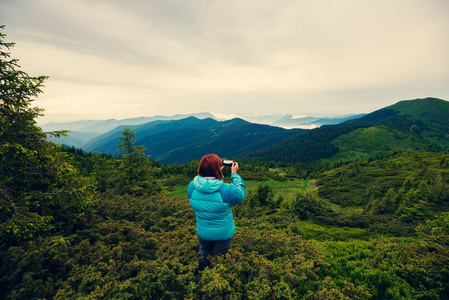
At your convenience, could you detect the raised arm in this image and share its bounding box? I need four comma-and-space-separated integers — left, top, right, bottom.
220, 173, 246, 206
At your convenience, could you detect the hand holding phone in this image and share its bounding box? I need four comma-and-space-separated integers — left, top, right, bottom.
231, 161, 239, 173
222, 160, 234, 167
222, 160, 239, 173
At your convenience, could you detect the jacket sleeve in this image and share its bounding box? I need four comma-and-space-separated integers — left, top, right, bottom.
220, 173, 246, 206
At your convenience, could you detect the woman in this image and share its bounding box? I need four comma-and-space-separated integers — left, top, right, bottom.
187, 154, 246, 270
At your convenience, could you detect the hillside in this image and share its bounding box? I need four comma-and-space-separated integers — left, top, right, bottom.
84, 117, 305, 163
246, 97, 449, 163
329, 125, 434, 161
341, 97, 449, 144
384, 97, 449, 131
316, 150, 449, 223
244, 125, 359, 163
42, 113, 215, 148
83, 117, 218, 155
3, 148, 448, 299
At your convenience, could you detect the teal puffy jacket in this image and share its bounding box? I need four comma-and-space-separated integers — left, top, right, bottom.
188, 173, 246, 241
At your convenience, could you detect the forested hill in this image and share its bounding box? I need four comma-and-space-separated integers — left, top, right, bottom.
83, 117, 218, 155
84, 117, 305, 163
246, 97, 449, 163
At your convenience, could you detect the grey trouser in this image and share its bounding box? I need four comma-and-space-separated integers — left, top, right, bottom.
198, 237, 231, 258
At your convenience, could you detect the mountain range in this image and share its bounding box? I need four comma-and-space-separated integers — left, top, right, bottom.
47, 97, 449, 164
41, 112, 366, 149
82, 117, 304, 163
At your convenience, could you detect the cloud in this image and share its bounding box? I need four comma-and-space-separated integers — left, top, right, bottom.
1, 0, 448, 122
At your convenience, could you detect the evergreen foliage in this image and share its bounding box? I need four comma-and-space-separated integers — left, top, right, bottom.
2, 149, 449, 298
0, 26, 95, 244
90, 127, 163, 196
246, 126, 359, 163
317, 151, 449, 222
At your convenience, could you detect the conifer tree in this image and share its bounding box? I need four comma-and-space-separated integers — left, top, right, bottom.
117, 125, 146, 162
114, 126, 161, 195
0, 26, 94, 243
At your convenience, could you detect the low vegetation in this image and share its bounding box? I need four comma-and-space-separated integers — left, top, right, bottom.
2, 143, 449, 299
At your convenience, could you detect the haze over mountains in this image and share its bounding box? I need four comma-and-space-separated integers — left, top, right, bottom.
45, 97, 449, 164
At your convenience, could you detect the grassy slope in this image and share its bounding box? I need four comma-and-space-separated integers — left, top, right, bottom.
386, 97, 449, 147
169, 177, 312, 203
329, 125, 430, 162
387, 97, 449, 128
326, 98, 449, 161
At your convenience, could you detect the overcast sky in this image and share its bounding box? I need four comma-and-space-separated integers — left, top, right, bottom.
1, 0, 448, 123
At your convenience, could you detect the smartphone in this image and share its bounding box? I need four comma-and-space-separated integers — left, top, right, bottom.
222, 160, 234, 167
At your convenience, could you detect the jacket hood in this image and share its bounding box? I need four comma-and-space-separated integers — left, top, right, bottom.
193, 176, 224, 193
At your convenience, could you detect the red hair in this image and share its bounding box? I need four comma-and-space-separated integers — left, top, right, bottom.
198, 154, 223, 180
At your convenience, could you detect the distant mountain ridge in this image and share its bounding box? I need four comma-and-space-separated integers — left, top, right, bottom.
83, 117, 305, 163
48, 97, 449, 164
40, 112, 215, 134
40, 112, 366, 133
42, 112, 368, 149
82, 117, 219, 156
